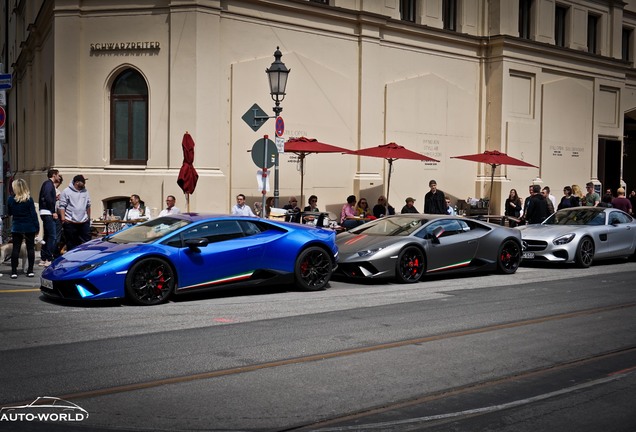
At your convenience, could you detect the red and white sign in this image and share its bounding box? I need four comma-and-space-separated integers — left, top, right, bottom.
0, 106, 6, 128
275, 116, 284, 137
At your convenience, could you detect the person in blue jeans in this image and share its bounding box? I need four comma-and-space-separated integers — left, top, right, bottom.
38, 168, 60, 267
7, 179, 40, 278
59, 175, 92, 251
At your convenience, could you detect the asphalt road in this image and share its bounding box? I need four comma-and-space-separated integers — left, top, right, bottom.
1, 260, 635, 431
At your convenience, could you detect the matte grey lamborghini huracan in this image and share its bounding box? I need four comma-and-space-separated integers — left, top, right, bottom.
336, 214, 522, 283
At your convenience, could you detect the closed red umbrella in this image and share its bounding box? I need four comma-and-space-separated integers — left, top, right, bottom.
451, 150, 539, 212
348, 142, 439, 205
284, 137, 351, 206
177, 132, 199, 212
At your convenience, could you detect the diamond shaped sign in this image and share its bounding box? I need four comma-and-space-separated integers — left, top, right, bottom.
242, 103, 270, 132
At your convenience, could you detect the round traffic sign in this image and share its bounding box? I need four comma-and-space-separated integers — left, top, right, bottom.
251, 138, 278, 169
0, 106, 6, 128
275, 116, 284, 137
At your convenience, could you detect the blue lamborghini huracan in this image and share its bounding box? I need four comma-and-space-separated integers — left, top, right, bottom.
40, 214, 338, 305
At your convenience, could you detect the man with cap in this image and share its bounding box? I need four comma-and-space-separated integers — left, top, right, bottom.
424, 180, 447, 214
59, 175, 92, 251
400, 197, 419, 214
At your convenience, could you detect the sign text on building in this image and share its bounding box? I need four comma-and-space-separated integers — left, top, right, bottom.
90, 42, 161, 52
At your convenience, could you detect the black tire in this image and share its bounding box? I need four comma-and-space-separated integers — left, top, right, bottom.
575, 237, 595, 268
497, 239, 521, 274
125, 258, 175, 305
294, 246, 333, 291
395, 246, 425, 283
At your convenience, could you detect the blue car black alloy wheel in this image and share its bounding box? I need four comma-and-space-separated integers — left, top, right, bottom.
125, 258, 175, 305
294, 246, 333, 291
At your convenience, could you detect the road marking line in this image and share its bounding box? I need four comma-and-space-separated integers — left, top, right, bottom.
309, 373, 630, 431
0, 288, 40, 293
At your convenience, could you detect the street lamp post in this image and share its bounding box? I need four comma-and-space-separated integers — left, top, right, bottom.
265, 47, 290, 207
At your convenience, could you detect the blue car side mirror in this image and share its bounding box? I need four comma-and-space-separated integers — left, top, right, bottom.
186, 238, 209, 252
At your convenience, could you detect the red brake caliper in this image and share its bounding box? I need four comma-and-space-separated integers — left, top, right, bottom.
411, 258, 419, 275
300, 260, 309, 275
155, 269, 165, 294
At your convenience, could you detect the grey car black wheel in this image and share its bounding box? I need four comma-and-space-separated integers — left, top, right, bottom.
575, 237, 594, 268
294, 246, 333, 291
396, 246, 425, 283
125, 258, 174, 305
497, 240, 521, 274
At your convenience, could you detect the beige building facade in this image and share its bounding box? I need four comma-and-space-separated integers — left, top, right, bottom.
1, 0, 636, 218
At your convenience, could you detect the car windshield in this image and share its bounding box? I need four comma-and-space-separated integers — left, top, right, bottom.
349, 215, 430, 236
543, 209, 606, 226
106, 217, 191, 244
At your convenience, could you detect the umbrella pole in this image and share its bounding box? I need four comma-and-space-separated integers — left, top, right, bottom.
186, 193, 190, 213
300, 154, 305, 211
386, 159, 393, 213
488, 164, 496, 214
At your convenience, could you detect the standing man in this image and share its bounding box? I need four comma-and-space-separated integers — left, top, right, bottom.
612, 188, 632, 214
525, 185, 549, 224
159, 195, 181, 217
231, 194, 256, 216
424, 180, 447, 214
541, 187, 555, 215
38, 168, 60, 267
583, 182, 600, 206
542, 186, 557, 210
521, 184, 534, 223
59, 175, 92, 251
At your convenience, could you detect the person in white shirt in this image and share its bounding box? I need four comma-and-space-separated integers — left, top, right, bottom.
231, 193, 256, 216
158, 195, 181, 217
446, 198, 456, 215
123, 194, 150, 225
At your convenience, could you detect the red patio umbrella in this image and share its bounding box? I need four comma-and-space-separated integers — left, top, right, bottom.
284, 137, 351, 207
177, 132, 199, 212
451, 150, 539, 212
348, 142, 440, 205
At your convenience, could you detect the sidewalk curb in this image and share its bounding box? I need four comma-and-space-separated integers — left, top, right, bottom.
0, 265, 44, 289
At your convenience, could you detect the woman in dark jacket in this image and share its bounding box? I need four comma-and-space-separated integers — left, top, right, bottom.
504, 189, 522, 227
7, 179, 40, 278
558, 186, 577, 210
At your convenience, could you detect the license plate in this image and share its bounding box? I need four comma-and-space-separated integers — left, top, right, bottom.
522, 252, 535, 259
41, 278, 53, 290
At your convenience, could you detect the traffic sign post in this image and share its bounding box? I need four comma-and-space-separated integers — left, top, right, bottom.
275, 116, 284, 137
250, 137, 277, 169
251, 136, 278, 217
0, 77, 5, 221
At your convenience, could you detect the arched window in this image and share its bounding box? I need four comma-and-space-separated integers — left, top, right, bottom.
110, 69, 148, 164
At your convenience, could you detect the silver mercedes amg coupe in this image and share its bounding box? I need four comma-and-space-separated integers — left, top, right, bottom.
517, 206, 636, 268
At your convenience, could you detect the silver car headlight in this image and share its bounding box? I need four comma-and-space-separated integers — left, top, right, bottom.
553, 234, 576, 245
357, 247, 384, 257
